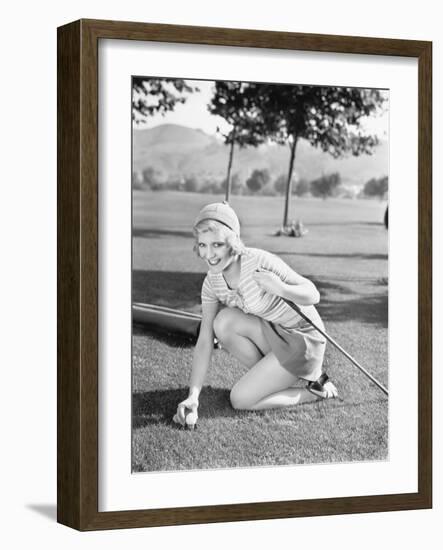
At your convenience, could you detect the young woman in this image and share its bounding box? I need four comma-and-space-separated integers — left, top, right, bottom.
175, 202, 337, 426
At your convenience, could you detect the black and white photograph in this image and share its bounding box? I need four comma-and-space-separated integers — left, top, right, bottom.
131, 77, 389, 472
4, 0, 437, 542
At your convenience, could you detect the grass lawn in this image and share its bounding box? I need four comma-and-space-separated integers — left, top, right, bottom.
132, 191, 388, 472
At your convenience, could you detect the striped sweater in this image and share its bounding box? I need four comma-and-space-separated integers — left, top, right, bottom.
201, 247, 318, 328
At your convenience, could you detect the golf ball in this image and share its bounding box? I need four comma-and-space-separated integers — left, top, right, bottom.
185, 411, 198, 429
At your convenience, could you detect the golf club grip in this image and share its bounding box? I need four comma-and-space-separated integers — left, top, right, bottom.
283, 299, 389, 397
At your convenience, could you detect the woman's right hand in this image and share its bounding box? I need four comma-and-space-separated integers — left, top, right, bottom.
174, 395, 199, 426
172, 302, 218, 428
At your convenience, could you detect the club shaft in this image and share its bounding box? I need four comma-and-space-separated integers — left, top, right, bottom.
284, 300, 389, 396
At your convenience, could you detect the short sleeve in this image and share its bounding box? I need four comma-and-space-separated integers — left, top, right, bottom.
258, 250, 295, 282
201, 275, 219, 304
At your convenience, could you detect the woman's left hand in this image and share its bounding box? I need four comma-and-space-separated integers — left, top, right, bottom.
252, 269, 284, 297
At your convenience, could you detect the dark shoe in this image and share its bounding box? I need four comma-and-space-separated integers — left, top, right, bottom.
307, 373, 338, 399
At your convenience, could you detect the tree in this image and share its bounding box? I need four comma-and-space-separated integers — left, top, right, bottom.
132, 78, 197, 123
184, 175, 199, 192
293, 178, 310, 197
250, 84, 387, 226
141, 166, 165, 190
363, 176, 388, 198
208, 82, 267, 201
246, 169, 271, 193
310, 172, 341, 199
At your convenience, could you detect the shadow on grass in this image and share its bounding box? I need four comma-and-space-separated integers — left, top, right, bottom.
133, 269, 204, 309
273, 252, 388, 261
132, 384, 346, 430
132, 386, 388, 433
318, 293, 388, 328
133, 269, 358, 311
132, 386, 233, 429
133, 228, 193, 239
311, 278, 352, 295
132, 270, 387, 334
304, 221, 384, 227
307, 277, 388, 328
133, 322, 197, 348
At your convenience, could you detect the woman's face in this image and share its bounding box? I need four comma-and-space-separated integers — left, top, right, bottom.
197, 230, 235, 273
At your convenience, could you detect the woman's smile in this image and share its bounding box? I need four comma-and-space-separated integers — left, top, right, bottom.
197, 232, 234, 273
207, 258, 221, 266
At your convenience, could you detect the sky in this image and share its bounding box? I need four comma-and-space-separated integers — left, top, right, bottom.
133, 79, 389, 139
134, 80, 229, 135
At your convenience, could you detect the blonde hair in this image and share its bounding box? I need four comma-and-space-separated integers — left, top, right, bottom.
193, 219, 245, 257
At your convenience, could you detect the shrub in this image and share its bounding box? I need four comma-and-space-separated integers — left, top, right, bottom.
246, 169, 271, 193
310, 172, 341, 199
363, 176, 388, 199
184, 175, 198, 192
142, 166, 163, 188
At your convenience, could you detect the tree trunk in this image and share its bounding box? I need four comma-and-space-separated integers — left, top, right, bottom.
282, 136, 298, 227
225, 126, 236, 202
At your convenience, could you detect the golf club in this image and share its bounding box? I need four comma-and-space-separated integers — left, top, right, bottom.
283, 298, 389, 396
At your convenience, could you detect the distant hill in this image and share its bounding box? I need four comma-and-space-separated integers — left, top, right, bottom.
133, 123, 389, 187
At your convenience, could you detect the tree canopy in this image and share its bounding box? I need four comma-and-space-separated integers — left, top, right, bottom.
208, 82, 267, 147
257, 84, 385, 155
246, 83, 387, 225
132, 78, 197, 123
246, 169, 271, 193
208, 82, 268, 200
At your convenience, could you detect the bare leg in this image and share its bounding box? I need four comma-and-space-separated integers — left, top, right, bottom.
213, 307, 271, 367
230, 352, 319, 410
213, 308, 333, 410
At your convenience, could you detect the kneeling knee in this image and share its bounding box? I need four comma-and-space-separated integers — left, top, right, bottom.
213, 309, 236, 342
229, 386, 252, 410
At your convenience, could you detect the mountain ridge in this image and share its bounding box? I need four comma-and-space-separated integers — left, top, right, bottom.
133, 123, 389, 187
